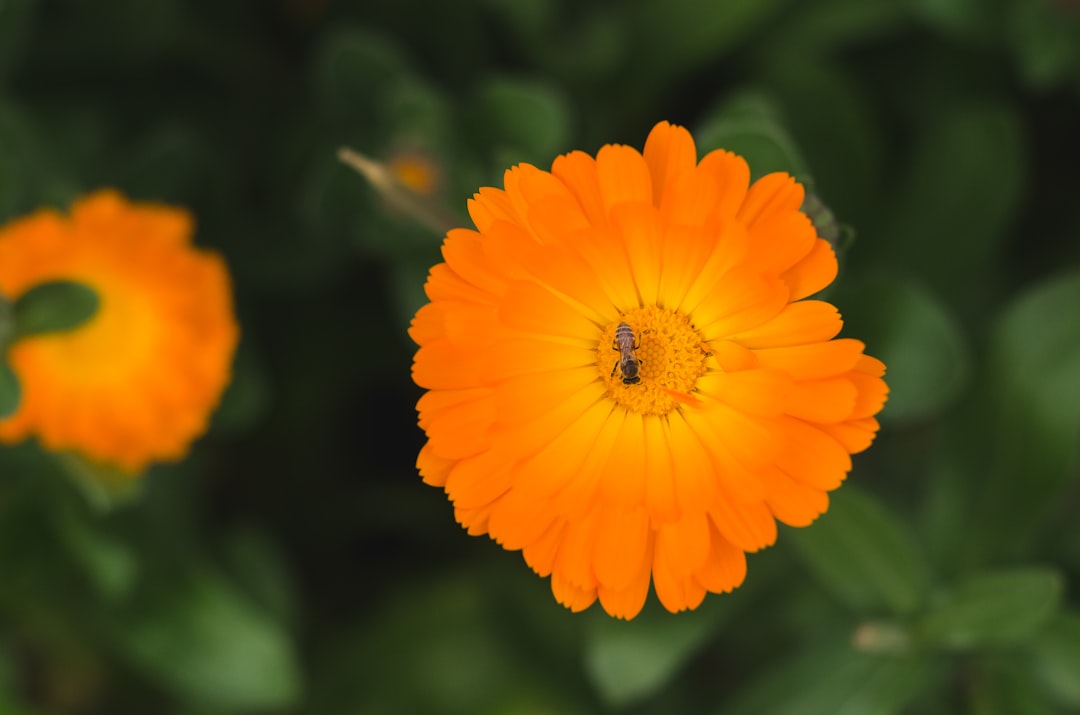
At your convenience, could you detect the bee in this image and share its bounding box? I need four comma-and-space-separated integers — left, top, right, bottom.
610, 322, 643, 385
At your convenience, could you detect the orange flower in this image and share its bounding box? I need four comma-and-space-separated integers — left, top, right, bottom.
410, 122, 887, 618
0, 190, 239, 474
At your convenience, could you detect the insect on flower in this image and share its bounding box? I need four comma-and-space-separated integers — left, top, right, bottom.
610, 321, 643, 385
409, 120, 890, 620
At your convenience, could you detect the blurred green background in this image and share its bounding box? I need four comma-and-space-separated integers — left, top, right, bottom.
1, 0, 1080, 713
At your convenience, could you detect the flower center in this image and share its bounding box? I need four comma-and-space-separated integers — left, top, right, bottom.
598, 306, 709, 415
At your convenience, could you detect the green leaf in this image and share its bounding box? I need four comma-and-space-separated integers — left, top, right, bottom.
384, 78, 452, 149
209, 344, 272, 435
965, 269, 1080, 563
1024, 612, 1080, 707
0, 696, 46, 715
970, 656, 1062, 715
1007, 0, 1080, 89
308, 572, 592, 715
877, 101, 1024, 318
718, 644, 938, 715
11, 281, 99, 341
472, 76, 571, 168
909, 0, 998, 41
53, 452, 144, 513
756, 58, 884, 232
314, 28, 411, 121
787, 487, 930, 616
632, 0, 786, 81
762, 0, 908, 56
583, 604, 730, 707
112, 568, 302, 710
696, 92, 811, 180
0, 360, 19, 419
0, 0, 38, 84
917, 568, 1063, 650
221, 527, 296, 629
833, 274, 971, 422
0, 293, 12, 349
54, 505, 137, 603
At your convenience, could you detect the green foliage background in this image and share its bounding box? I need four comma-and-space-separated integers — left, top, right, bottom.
1, 0, 1080, 712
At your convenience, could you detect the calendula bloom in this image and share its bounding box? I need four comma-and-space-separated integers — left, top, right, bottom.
0, 190, 239, 474
410, 122, 887, 619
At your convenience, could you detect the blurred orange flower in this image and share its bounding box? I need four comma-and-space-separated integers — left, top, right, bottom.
410, 122, 888, 618
0, 190, 239, 474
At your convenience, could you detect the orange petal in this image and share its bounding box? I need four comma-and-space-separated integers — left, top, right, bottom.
596, 143, 653, 213
784, 377, 859, 423
593, 506, 650, 590
494, 384, 606, 476
611, 202, 663, 307
525, 242, 617, 324
685, 401, 782, 475
664, 412, 719, 516
596, 529, 654, 619
444, 450, 514, 509
737, 172, 804, 228
694, 274, 789, 340
498, 280, 599, 343
707, 489, 777, 553
849, 358, 890, 419
643, 417, 680, 523
422, 262, 498, 305
698, 149, 751, 221
408, 302, 448, 345
509, 398, 609, 504
643, 121, 698, 206
520, 520, 565, 576
551, 150, 607, 227
550, 404, 625, 518
695, 368, 791, 418
676, 219, 749, 316
653, 544, 707, 613
783, 238, 838, 300
728, 300, 843, 349
656, 511, 711, 579
775, 417, 852, 490
760, 465, 829, 527
742, 209, 818, 274
414, 442, 453, 488
567, 226, 642, 311
819, 416, 880, 454
417, 388, 495, 459
441, 228, 509, 297
493, 368, 597, 426
480, 340, 596, 383
551, 571, 598, 613
753, 339, 865, 380
489, 488, 558, 552
553, 509, 602, 587
468, 186, 519, 233
657, 178, 719, 307
597, 410, 647, 509
694, 524, 747, 594
453, 499, 491, 534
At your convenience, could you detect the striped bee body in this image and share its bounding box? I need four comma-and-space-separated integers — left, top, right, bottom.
611, 322, 643, 385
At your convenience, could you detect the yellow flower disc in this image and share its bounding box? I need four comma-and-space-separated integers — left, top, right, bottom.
0, 190, 239, 474
410, 121, 889, 619
597, 307, 709, 415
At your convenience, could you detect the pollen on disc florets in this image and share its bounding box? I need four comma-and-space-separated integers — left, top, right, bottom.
598, 306, 710, 415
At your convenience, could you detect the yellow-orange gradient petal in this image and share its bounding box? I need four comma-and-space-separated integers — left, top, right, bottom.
411, 121, 887, 619
0, 190, 238, 474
